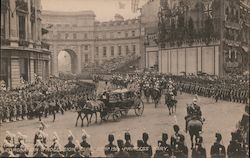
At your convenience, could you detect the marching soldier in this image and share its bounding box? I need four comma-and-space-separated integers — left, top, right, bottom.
64, 131, 76, 157
210, 133, 226, 158
104, 134, 118, 157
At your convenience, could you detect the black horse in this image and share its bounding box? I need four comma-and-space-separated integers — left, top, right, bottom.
165, 93, 177, 115
151, 88, 161, 108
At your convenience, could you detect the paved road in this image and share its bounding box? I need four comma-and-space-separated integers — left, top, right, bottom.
0, 83, 245, 157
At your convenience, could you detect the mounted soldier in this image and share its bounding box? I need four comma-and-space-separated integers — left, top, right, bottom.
185, 99, 203, 132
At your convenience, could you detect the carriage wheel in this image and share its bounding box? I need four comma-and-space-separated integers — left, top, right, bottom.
112, 110, 122, 122
120, 109, 129, 117
134, 99, 144, 116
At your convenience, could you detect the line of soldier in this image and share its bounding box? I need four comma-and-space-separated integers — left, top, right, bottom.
0, 77, 96, 125
1, 122, 248, 158
107, 73, 249, 104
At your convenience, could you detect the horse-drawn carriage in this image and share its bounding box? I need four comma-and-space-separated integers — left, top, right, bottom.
75, 88, 144, 126
103, 88, 144, 121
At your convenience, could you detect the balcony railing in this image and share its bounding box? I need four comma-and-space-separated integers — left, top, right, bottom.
16, 0, 28, 12
41, 42, 50, 50
1, 38, 10, 46
18, 40, 29, 47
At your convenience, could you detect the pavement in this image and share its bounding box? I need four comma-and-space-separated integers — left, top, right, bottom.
0, 82, 245, 157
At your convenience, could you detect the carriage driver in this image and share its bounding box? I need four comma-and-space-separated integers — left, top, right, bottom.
185, 99, 203, 132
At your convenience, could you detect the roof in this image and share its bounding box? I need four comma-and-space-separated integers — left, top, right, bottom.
42, 10, 96, 17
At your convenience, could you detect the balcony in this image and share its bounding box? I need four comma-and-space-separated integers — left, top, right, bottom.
18, 40, 29, 47
41, 41, 50, 50
16, 0, 28, 12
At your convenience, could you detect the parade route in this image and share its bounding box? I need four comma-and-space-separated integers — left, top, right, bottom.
0, 90, 244, 157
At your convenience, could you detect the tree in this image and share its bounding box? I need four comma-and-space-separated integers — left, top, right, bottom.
187, 17, 195, 45
203, 16, 214, 45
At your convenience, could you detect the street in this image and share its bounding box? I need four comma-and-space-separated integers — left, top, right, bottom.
0, 82, 244, 157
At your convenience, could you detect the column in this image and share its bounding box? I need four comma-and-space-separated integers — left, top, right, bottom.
77, 45, 82, 74
9, 0, 19, 47
11, 57, 20, 89
30, 59, 35, 82
158, 48, 162, 73
27, 0, 32, 48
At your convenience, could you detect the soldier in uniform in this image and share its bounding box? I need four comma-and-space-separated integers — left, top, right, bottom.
227, 132, 245, 158
1, 131, 15, 157
171, 125, 183, 148
33, 140, 48, 157
34, 121, 47, 146
64, 131, 76, 157
210, 133, 226, 158
192, 136, 206, 158
104, 134, 118, 157
113, 139, 130, 158
141, 132, 152, 158
71, 141, 84, 158
14, 132, 29, 157
172, 135, 188, 158
124, 132, 134, 156
80, 129, 91, 157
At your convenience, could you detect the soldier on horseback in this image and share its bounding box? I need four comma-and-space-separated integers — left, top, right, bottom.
185, 99, 203, 132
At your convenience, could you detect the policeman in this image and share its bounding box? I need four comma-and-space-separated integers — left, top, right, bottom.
64, 131, 76, 157
141, 132, 152, 157
104, 134, 118, 157
210, 133, 226, 158
172, 135, 188, 158
80, 129, 91, 157
113, 139, 130, 158
192, 136, 206, 158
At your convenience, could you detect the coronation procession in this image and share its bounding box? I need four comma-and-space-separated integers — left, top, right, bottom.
0, 0, 249, 157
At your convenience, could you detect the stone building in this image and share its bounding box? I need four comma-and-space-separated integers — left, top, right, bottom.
0, 0, 51, 89
42, 11, 142, 75
143, 0, 250, 76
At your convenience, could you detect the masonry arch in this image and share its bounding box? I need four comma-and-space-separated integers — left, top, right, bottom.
57, 49, 78, 74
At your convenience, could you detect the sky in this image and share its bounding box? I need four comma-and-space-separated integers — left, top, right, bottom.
41, 0, 148, 21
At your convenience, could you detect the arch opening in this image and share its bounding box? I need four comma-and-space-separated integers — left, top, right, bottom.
57, 49, 78, 74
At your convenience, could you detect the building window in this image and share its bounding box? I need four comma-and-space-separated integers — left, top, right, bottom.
132, 30, 135, 36
85, 54, 88, 62
72, 24, 77, 27
58, 33, 61, 39
103, 47, 107, 57
132, 45, 136, 53
110, 32, 114, 38
1, 12, 6, 39
73, 33, 77, 39
117, 32, 121, 37
125, 32, 128, 37
126, 46, 129, 55
95, 47, 99, 57
19, 15, 26, 40
84, 33, 88, 39
103, 33, 106, 39
65, 33, 69, 39
34, 59, 38, 74
118, 46, 122, 56
111, 46, 114, 56
85, 45, 88, 50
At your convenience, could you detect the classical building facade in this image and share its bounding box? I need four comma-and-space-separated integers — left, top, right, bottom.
0, 0, 51, 89
42, 11, 142, 76
143, 0, 250, 76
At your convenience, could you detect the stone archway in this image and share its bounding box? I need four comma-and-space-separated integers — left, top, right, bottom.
58, 49, 78, 74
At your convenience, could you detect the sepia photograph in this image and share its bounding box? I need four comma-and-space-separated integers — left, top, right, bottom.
0, 0, 249, 157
